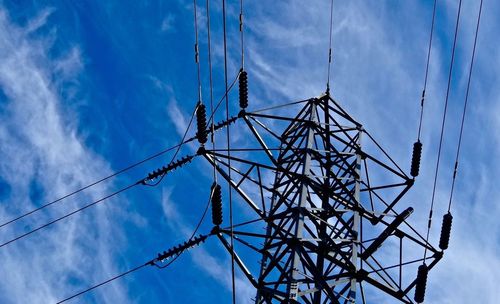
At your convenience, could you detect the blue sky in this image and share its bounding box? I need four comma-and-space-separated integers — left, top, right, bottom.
0, 0, 498, 303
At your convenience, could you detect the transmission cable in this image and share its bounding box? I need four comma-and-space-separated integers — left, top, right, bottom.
424, 0, 463, 260
447, 0, 483, 212
0, 103, 199, 250
239, 0, 245, 68
410, 0, 438, 179
56, 186, 214, 303
55, 263, 147, 304
152, 187, 213, 269
193, 0, 203, 104
416, 0, 438, 142
1, 88, 205, 229
142, 103, 199, 187
206, 0, 217, 182
0, 141, 193, 230
144, 0, 208, 187
326, 0, 334, 93
207, 71, 241, 124
0, 182, 139, 249
222, 0, 236, 303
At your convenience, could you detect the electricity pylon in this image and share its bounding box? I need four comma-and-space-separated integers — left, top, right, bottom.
194, 90, 442, 303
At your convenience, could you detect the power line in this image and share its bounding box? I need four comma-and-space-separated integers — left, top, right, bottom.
56, 264, 148, 304
239, 0, 245, 68
326, 0, 334, 93
207, 71, 240, 124
144, 94, 200, 188
148, 0, 205, 189
410, 0, 439, 180
56, 192, 214, 304
56, 234, 208, 304
50, 101, 205, 302
0, 104, 199, 250
193, 0, 203, 103
0, 74, 239, 231
221, 0, 236, 303
447, 0, 483, 212
26, 0, 245, 295
152, 186, 213, 269
0, 141, 193, 230
424, 0, 463, 260
417, 0, 438, 141
206, 0, 217, 182
0, 182, 140, 249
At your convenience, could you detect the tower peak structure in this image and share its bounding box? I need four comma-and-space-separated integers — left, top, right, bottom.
198, 92, 442, 303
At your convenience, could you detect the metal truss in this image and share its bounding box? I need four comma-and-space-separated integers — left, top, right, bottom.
197, 93, 441, 303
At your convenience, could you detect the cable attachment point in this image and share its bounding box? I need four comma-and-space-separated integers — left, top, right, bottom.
149, 234, 209, 266
414, 263, 428, 303
439, 212, 453, 250
239, 69, 248, 109
143, 155, 195, 183
211, 182, 223, 226
196, 102, 208, 144
411, 140, 423, 177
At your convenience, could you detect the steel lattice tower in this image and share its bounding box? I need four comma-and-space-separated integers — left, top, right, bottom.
196, 92, 442, 303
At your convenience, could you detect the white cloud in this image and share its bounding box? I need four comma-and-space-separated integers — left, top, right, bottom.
25, 7, 55, 34
54, 46, 84, 79
0, 7, 132, 304
161, 14, 175, 32
166, 96, 190, 137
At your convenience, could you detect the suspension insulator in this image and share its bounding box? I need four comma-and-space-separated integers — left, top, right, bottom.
196, 102, 208, 144
410, 141, 423, 177
211, 183, 223, 226
144, 155, 195, 182
239, 69, 248, 109
439, 212, 453, 250
414, 263, 428, 303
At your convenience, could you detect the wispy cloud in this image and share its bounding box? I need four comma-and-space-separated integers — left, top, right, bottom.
25, 7, 55, 34
0, 7, 132, 303
166, 96, 190, 137
161, 14, 176, 33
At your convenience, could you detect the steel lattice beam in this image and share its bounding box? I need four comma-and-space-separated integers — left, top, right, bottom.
199, 93, 441, 303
